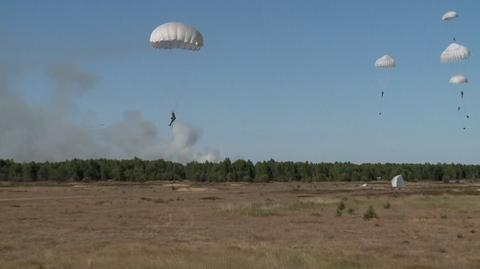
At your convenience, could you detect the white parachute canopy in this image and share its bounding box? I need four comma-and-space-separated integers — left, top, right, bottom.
442, 11, 459, 21
391, 175, 405, 188
449, 74, 468, 84
441, 43, 471, 63
150, 22, 204, 51
375, 55, 396, 68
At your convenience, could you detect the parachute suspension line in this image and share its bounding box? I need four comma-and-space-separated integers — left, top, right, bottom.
460, 88, 470, 130
172, 99, 179, 113
171, 77, 189, 113
378, 89, 383, 117
383, 70, 392, 117
378, 71, 389, 117
459, 65, 470, 130
457, 88, 464, 131
377, 75, 383, 117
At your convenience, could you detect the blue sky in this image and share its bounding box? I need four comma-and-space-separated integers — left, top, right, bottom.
2, 0, 480, 163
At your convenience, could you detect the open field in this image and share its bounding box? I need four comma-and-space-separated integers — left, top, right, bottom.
1, 181, 480, 269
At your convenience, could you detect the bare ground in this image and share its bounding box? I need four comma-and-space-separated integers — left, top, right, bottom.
0, 181, 479, 269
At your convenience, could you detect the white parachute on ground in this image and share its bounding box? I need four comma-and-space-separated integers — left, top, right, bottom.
150, 22, 204, 51
391, 175, 405, 188
442, 11, 458, 21
440, 43, 471, 63
375, 55, 396, 68
449, 75, 468, 84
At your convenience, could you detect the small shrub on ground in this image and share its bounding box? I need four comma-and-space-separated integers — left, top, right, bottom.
383, 201, 391, 209
336, 208, 342, 217
336, 201, 346, 217
347, 208, 355, 215
363, 205, 378, 220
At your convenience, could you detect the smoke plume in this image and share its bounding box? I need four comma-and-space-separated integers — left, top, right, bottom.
0, 63, 219, 163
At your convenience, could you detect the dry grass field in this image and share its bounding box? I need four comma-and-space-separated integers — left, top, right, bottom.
1, 181, 479, 269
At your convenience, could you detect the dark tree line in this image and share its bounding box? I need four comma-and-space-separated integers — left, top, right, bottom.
0, 158, 479, 182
